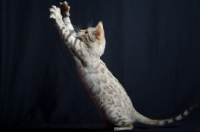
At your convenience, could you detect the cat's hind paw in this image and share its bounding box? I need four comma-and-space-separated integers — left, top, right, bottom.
49, 5, 62, 19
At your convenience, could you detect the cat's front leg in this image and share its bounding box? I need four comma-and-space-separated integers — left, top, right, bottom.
50, 5, 74, 48
59, 1, 74, 31
50, 4, 87, 63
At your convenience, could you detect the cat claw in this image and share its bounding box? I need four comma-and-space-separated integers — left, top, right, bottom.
59, 1, 70, 17
49, 2, 70, 19
60, 1, 70, 10
49, 5, 61, 19
49, 15, 55, 19
60, 1, 68, 6
64, 1, 68, 5
60, 1, 68, 5
52, 5, 60, 11
52, 5, 56, 9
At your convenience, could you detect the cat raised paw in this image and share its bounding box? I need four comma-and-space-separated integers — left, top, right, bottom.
49, 5, 62, 19
60, 1, 70, 17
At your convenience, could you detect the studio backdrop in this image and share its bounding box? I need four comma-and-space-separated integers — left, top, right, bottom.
0, 0, 200, 131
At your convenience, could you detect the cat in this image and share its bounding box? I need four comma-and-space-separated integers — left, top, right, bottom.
49, 1, 198, 131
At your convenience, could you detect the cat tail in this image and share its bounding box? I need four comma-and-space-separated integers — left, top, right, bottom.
135, 104, 198, 126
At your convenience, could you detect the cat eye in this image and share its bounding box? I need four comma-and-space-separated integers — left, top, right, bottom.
85, 31, 88, 34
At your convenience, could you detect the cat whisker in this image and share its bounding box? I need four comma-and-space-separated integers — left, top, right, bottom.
91, 18, 93, 27
87, 18, 93, 28
74, 25, 80, 30
73, 25, 80, 34
77, 18, 82, 29
87, 23, 90, 28
87, 22, 91, 28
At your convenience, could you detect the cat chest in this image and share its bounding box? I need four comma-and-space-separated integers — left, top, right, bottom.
76, 65, 135, 121
76, 67, 106, 117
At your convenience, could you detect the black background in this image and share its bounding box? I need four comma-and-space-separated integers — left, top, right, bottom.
1, 0, 200, 131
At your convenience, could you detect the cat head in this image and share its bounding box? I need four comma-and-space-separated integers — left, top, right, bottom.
77, 21, 106, 57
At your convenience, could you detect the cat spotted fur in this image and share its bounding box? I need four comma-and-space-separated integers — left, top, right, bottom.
49, 1, 198, 131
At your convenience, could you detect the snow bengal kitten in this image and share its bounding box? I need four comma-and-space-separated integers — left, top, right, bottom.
49, 1, 198, 131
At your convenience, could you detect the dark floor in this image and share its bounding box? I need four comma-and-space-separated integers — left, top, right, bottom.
13, 124, 200, 132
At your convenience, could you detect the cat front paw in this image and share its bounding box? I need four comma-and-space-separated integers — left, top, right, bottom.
49, 5, 62, 19
60, 1, 70, 17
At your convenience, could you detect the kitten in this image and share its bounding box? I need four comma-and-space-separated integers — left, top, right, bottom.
49, 1, 198, 131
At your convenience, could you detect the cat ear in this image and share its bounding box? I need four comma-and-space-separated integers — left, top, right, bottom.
95, 21, 104, 38
96, 21, 104, 30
